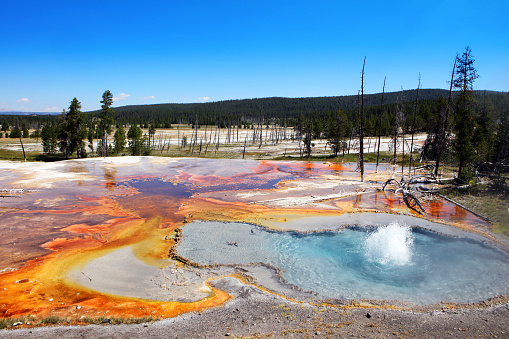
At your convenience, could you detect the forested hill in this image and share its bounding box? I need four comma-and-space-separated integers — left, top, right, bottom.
93, 89, 507, 126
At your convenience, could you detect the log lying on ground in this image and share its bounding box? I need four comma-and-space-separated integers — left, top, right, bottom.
437, 193, 495, 224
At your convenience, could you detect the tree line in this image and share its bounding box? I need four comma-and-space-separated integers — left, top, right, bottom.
349, 47, 508, 181
1, 47, 508, 182
35, 91, 152, 158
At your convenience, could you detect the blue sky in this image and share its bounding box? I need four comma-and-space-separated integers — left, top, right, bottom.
1, 0, 507, 112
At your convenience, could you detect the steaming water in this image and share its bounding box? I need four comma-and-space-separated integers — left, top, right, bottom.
364, 223, 414, 266
178, 220, 509, 305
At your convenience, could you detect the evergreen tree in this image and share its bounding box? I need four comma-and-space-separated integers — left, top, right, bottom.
474, 98, 495, 163
302, 119, 313, 158
41, 122, 58, 154
113, 125, 126, 155
10, 125, 22, 138
59, 98, 87, 158
57, 110, 70, 156
22, 123, 29, 138
1, 120, 9, 132
313, 119, 323, 139
327, 109, 347, 157
493, 109, 509, 164
127, 124, 144, 155
453, 47, 478, 180
423, 96, 448, 161
99, 90, 114, 157
148, 121, 156, 149
30, 127, 41, 139
87, 117, 96, 154
296, 114, 306, 140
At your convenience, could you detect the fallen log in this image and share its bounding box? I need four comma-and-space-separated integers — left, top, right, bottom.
437, 193, 495, 224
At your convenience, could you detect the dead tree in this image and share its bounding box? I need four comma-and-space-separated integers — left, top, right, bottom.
242, 134, 247, 159
359, 56, 366, 182
382, 178, 425, 215
19, 137, 26, 161
177, 125, 180, 148
376, 76, 386, 173
392, 106, 398, 165
409, 74, 421, 176
396, 89, 406, 178
193, 117, 199, 149
258, 120, 263, 149
435, 60, 456, 177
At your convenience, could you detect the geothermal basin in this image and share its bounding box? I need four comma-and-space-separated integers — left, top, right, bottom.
1, 157, 508, 321
177, 217, 509, 305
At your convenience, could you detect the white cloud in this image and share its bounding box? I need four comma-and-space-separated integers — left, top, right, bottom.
138, 95, 155, 100
194, 96, 210, 103
113, 93, 131, 102
43, 107, 59, 112
17, 98, 31, 103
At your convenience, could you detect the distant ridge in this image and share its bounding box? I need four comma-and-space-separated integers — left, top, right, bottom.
88, 89, 507, 124
0, 111, 59, 116
98, 88, 454, 114
3, 89, 506, 119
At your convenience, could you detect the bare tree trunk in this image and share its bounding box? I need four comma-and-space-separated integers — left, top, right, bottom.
258, 121, 263, 149
393, 115, 397, 166
348, 129, 352, 155
19, 137, 26, 161
284, 116, 287, 140
194, 121, 198, 148
216, 128, 220, 151
409, 74, 421, 177
242, 134, 247, 159
401, 120, 405, 177
189, 128, 194, 153
376, 77, 386, 173
435, 60, 456, 177
227, 121, 231, 144
359, 56, 366, 182
395, 89, 406, 176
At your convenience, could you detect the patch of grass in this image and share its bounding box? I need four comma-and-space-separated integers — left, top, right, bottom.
0, 316, 37, 329
82, 317, 95, 324
0, 315, 157, 329
0, 148, 41, 161
274, 151, 424, 167
0, 318, 10, 330
0, 147, 71, 162
41, 316, 66, 324
129, 317, 155, 324
81, 316, 155, 325
445, 183, 509, 235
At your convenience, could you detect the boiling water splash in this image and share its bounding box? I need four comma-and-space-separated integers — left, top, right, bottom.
364, 223, 414, 266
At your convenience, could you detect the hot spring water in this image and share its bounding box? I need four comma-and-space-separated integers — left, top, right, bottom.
177, 219, 509, 305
